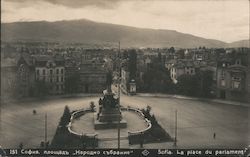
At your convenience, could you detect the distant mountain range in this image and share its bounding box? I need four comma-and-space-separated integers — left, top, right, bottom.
1, 19, 249, 48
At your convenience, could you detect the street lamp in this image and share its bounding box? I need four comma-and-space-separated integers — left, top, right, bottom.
173, 109, 177, 147
117, 41, 121, 149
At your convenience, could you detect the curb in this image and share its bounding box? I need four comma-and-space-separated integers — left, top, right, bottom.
136, 93, 250, 108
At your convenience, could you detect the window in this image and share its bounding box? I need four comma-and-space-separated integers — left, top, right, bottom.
43, 69, 45, 75
236, 60, 241, 65
221, 70, 225, 78
56, 69, 59, 74
56, 76, 59, 82
231, 76, 241, 89
221, 80, 225, 86
50, 69, 53, 75
61, 77, 64, 82
232, 81, 240, 89
50, 78, 52, 83
191, 70, 193, 74
61, 69, 64, 74
232, 76, 241, 81
36, 69, 39, 75
43, 76, 46, 82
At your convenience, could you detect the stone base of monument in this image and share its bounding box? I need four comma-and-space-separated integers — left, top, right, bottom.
94, 113, 127, 129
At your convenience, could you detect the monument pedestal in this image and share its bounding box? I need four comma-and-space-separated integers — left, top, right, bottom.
94, 112, 127, 129
94, 73, 127, 130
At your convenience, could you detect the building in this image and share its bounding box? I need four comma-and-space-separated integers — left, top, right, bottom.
165, 59, 176, 70
1, 58, 18, 100
34, 55, 65, 95
216, 56, 249, 102
17, 53, 36, 97
65, 57, 80, 79
247, 53, 250, 102
170, 59, 196, 84
78, 59, 107, 93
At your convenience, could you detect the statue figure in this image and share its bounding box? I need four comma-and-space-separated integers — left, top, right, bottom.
106, 71, 112, 93
94, 72, 127, 129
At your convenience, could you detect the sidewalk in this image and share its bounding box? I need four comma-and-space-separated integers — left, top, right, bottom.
136, 93, 250, 107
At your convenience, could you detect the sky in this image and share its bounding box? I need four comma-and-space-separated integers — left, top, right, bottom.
1, 0, 249, 43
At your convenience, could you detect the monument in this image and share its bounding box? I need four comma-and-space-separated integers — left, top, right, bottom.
94, 72, 127, 129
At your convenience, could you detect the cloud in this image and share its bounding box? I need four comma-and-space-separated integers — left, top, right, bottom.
4, 0, 121, 9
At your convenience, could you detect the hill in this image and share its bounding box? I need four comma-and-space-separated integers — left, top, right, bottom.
1, 19, 245, 48
227, 40, 249, 48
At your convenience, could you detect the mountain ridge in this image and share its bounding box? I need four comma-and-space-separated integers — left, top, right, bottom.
1, 19, 249, 48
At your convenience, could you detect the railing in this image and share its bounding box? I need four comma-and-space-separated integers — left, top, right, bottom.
67, 106, 151, 144
67, 108, 98, 139
120, 106, 152, 136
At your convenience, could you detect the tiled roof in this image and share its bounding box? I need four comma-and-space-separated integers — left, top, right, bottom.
1, 58, 17, 67
79, 63, 106, 74
20, 53, 33, 66
32, 55, 65, 67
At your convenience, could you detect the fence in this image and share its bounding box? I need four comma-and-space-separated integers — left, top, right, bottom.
120, 106, 152, 144
67, 108, 98, 147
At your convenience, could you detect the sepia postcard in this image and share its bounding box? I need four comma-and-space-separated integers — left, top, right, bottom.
0, 0, 249, 156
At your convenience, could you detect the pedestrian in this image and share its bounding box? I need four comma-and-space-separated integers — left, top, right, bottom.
19, 142, 23, 149
213, 132, 216, 139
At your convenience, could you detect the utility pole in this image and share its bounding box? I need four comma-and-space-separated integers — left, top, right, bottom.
0, 96, 1, 133
117, 41, 121, 149
174, 109, 177, 147
117, 82, 121, 149
45, 113, 47, 148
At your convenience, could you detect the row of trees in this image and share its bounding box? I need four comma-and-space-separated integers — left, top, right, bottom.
140, 68, 214, 98
176, 70, 214, 97
138, 52, 214, 98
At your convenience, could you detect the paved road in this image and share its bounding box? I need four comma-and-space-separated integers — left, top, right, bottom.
0, 94, 249, 149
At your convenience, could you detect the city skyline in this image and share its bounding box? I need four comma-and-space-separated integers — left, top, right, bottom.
1, 0, 249, 43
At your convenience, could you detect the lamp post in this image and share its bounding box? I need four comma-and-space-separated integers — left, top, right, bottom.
173, 109, 177, 147
117, 41, 121, 149
44, 113, 48, 148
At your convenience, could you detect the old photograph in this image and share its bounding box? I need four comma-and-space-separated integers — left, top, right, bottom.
0, 0, 249, 152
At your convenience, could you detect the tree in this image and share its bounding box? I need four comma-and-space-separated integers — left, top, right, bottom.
196, 70, 214, 97
176, 70, 214, 97
176, 49, 185, 59
90, 101, 95, 112
169, 47, 175, 54
142, 67, 175, 93
59, 106, 71, 127
65, 72, 80, 94
146, 105, 152, 113
35, 80, 49, 97
128, 49, 137, 80
176, 74, 199, 96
